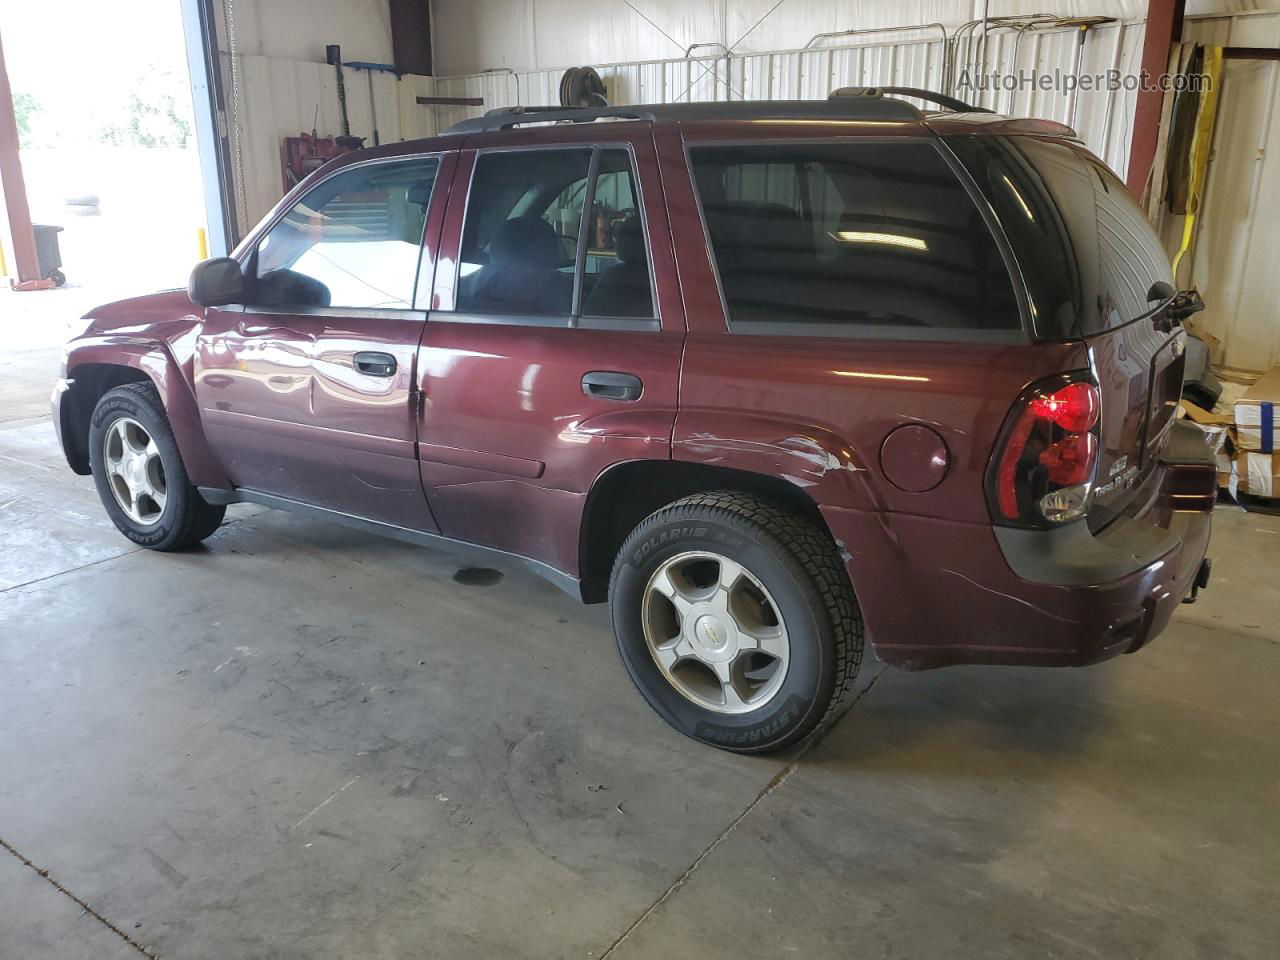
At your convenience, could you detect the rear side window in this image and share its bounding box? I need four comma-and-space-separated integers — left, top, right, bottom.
254, 157, 438, 310
948, 135, 1173, 338
456, 148, 655, 322
689, 140, 1021, 335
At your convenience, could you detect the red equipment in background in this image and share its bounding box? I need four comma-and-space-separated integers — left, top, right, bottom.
281, 132, 364, 192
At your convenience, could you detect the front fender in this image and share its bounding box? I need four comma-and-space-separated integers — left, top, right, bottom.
65, 334, 231, 490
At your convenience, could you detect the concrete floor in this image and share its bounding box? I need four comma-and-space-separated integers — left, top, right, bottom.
2, 298, 1278, 958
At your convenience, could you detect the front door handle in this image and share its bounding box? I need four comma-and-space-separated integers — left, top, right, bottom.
582, 370, 642, 402
354, 351, 397, 377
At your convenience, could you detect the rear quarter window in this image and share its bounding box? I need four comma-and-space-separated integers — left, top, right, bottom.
688, 139, 1023, 338
947, 135, 1173, 338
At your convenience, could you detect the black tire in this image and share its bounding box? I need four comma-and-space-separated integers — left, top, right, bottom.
610, 491, 863, 754
88, 382, 225, 551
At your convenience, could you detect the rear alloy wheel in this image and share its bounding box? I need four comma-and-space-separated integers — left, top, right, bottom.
88, 382, 226, 551
642, 550, 791, 715
611, 491, 864, 753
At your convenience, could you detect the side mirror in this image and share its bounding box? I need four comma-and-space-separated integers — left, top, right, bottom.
1147, 280, 1176, 303
189, 257, 245, 307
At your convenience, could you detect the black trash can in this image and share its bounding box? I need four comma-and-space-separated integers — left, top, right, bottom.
33, 224, 66, 286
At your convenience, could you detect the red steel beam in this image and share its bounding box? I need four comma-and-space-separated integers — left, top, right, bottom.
0, 27, 40, 284
1127, 0, 1186, 198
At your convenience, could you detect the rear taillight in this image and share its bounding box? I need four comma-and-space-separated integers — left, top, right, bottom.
989, 375, 1102, 527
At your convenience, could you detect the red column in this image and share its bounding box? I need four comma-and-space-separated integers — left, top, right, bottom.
1127, 0, 1186, 198
0, 27, 41, 285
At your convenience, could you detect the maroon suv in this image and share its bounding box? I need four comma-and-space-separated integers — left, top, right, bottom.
53, 91, 1215, 753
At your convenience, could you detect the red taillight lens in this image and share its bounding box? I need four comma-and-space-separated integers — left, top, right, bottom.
1039, 432, 1097, 485
990, 376, 1102, 526
1030, 382, 1099, 433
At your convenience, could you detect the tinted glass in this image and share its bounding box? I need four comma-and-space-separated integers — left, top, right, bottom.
949, 135, 1173, 337
458, 148, 654, 320
689, 141, 1020, 333
457, 149, 589, 316
582, 152, 654, 318
254, 158, 438, 309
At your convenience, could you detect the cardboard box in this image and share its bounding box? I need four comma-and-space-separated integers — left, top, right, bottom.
1180, 400, 1232, 429
1235, 451, 1280, 499
1234, 365, 1280, 453
1216, 450, 1234, 490
1178, 402, 1232, 468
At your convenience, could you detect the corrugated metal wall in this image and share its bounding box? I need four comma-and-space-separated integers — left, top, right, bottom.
227, 56, 436, 233
1167, 12, 1280, 371
427, 19, 1146, 176
233, 20, 1147, 221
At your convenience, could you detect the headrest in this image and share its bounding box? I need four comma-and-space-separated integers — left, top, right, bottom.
613, 216, 645, 265
488, 215, 560, 268
707, 202, 810, 258
750, 203, 810, 253
407, 181, 433, 208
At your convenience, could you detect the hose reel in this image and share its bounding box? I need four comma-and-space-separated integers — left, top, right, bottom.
559, 67, 608, 107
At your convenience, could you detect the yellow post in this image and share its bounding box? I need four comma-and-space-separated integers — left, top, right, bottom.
196, 227, 209, 261
0, 236, 7, 277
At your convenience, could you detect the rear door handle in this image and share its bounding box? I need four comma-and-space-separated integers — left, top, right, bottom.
582, 371, 643, 402
354, 351, 397, 377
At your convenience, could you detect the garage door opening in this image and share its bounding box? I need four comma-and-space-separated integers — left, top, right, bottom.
0, 0, 206, 336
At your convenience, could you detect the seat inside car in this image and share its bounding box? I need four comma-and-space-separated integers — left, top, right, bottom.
583, 215, 651, 317
466, 215, 573, 315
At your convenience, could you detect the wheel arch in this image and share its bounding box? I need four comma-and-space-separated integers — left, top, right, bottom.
62, 341, 230, 488
59, 362, 151, 473
578, 459, 845, 604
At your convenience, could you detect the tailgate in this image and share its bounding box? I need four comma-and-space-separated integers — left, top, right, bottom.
1088, 320, 1186, 530
944, 133, 1186, 530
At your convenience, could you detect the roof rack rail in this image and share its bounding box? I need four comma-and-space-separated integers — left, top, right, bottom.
829, 86, 992, 113
442, 88, 982, 136
445, 105, 656, 134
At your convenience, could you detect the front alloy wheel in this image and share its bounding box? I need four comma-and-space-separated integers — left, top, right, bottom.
88, 382, 226, 551
102, 416, 168, 526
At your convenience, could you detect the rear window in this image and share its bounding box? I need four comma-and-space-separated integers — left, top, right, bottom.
947, 135, 1173, 338
688, 140, 1022, 336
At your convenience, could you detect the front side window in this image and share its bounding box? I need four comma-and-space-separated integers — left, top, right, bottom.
689, 141, 1021, 334
457, 148, 654, 321
253, 157, 439, 310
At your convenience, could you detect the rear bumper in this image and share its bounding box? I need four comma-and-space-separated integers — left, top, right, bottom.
824, 422, 1215, 670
